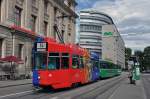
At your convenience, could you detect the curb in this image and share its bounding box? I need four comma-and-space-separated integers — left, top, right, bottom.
0, 83, 32, 88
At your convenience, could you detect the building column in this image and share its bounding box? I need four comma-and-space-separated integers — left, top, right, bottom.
48, 4, 54, 37
38, 0, 44, 35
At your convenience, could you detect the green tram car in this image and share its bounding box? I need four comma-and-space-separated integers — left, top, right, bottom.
99, 60, 122, 78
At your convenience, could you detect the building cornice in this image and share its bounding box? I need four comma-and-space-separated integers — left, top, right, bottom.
52, 0, 78, 18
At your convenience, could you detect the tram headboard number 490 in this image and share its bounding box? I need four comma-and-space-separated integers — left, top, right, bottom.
35, 42, 48, 52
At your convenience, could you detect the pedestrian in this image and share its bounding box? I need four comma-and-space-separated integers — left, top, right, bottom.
128, 68, 136, 84
128, 68, 132, 84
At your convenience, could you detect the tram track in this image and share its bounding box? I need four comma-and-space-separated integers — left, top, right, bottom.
5, 88, 68, 99
0, 75, 126, 99
71, 77, 124, 99
53, 75, 125, 99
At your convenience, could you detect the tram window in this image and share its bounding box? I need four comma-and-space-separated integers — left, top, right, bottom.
95, 61, 99, 68
108, 63, 112, 69
91, 60, 98, 69
114, 64, 118, 69
48, 53, 60, 70
72, 55, 79, 69
79, 56, 84, 68
110, 63, 114, 69
61, 53, 69, 69
35, 53, 47, 70
100, 62, 107, 69
49, 53, 59, 56
118, 65, 121, 69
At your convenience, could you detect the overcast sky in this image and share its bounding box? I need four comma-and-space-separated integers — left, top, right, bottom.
76, 0, 150, 51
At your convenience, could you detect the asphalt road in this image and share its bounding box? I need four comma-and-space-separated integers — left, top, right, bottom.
0, 75, 126, 99
142, 73, 150, 99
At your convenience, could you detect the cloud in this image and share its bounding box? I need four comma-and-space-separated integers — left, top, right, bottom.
76, 0, 98, 10
77, 0, 150, 51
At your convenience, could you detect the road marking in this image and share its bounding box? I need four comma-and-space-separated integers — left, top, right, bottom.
50, 97, 59, 99
0, 90, 33, 99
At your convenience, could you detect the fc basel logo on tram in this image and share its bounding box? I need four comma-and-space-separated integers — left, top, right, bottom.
35, 42, 48, 52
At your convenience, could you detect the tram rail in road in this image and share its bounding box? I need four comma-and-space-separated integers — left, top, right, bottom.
0, 74, 126, 99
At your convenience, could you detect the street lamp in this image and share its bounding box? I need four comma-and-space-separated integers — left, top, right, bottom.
10, 28, 15, 80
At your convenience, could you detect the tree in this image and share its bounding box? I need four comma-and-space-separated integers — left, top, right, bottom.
125, 48, 132, 70
143, 46, 150, 70
134, 50, 144, 71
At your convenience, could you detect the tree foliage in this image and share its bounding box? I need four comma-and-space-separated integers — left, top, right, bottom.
143, 46, 150, 70
133, 46, 150, 71
134, 50, 144, 71
125, 48, 132, 69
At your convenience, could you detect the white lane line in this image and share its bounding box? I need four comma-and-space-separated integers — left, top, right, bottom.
50, 97, 59, 99
0, 90, 33, 99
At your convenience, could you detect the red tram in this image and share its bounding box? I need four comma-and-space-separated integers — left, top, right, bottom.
33, 37, 90, 89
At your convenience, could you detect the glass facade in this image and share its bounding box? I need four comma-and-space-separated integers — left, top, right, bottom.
79, 10, 113, 59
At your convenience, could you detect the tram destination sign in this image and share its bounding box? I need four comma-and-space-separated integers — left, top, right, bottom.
36, 42, 48, 52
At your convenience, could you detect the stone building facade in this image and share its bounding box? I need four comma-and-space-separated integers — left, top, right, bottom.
0, 0, 77, 80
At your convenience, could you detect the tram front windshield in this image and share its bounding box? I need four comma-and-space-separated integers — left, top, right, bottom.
34, 52, 47, 70
48, 53, 60, 70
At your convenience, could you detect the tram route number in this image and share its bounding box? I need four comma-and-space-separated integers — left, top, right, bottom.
36, 42, 48, 51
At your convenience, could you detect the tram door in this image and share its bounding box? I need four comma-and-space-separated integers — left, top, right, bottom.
71, 55, 83, 84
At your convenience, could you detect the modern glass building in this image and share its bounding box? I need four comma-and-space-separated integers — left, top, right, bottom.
79, 10, 114, 59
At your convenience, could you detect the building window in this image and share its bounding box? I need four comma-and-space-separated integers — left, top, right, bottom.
31, 15, 36, 32
80, 25, 102, 32
14, 6, 22, 26
68, 23, 71, 36
18, 44, 23, 59
32, 0, 37, 7
0, 39, 3, 57
54, 7, 57, 25
43, 21, 48, 36
44, 0, 48, 14
61, 30, 64, 40
53, 7, 57, 38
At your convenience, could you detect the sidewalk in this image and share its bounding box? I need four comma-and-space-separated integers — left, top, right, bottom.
0, 79, 32, 88
109, 78, 147, 99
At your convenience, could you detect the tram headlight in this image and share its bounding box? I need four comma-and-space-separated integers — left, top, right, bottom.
48, 74, 52, 77
38, 76, 40, 79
